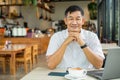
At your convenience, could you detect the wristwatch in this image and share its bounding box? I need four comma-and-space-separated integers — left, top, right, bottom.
81, 43, 87, 49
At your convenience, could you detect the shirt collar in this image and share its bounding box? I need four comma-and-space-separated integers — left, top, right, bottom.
80, 29, 86, 40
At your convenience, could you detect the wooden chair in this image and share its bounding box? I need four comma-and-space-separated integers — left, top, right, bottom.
0, 57, 6, 73
15, 46, 32, 73
32, 44, 38, 65
0, 45, 6, 73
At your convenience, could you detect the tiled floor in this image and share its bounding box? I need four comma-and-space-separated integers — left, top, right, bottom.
0, 54, 47, 80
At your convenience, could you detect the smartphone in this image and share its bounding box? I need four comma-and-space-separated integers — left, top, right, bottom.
48, 72, 68, 77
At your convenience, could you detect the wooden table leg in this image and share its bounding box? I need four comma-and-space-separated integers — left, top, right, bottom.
10, 52, 16, 75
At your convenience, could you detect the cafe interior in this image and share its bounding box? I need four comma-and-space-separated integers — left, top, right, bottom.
0, 0, 120, 80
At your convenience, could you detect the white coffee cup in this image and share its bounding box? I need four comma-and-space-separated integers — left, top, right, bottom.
68, 68, 87, 78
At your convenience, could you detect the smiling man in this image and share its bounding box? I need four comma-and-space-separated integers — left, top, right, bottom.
46, 5, 105, 69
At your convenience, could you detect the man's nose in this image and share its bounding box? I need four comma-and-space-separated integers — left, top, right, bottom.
72, 20, 78, 24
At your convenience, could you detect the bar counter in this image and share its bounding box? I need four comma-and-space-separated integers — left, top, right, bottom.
0, 36, 50, 54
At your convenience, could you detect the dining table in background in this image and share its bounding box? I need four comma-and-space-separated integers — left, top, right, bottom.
0, 44, 33, 75
101, 43, 120, 54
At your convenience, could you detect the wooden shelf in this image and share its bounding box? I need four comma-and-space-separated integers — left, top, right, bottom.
0, 3, 54, 13
0, 4, 24, 7
37, 3, 54, 13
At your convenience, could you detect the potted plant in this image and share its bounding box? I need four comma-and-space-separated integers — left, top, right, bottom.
88, 2, 97, 20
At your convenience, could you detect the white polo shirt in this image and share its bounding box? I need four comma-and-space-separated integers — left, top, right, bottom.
46, 29, 104, 69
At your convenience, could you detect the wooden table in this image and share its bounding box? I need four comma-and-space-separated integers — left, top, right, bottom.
20, 67, 120, 80
0, 44, 32, 75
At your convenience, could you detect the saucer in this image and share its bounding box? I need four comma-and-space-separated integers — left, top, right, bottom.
64, 74, 86, 80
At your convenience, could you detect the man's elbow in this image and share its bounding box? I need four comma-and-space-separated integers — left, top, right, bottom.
47, 62, 56, 69
46, 56, 56, 69
95, 63, 103, 69
95, 60, 103, 69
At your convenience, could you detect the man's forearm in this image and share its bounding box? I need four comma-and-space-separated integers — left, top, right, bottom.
77, 35, 103, 68
47, 43, 67, 69
82, 47, 104, 69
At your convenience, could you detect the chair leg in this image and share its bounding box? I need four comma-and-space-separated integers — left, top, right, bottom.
36, 55, 38, 64
30, 59, 32, 70
33, 55, 37, 65
33, 55, 38, 65
2, 59, 6, 74
33, 55, 35, 65
10, 58, 12, 74
24, 61, 27, 73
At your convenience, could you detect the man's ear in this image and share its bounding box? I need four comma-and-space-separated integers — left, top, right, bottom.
64, 18, 67, 25
82, 18, 85, 25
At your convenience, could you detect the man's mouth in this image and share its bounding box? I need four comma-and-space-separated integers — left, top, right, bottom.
71, 26, 80, 31
71, 26, 78, 29
68, 26, 80, 32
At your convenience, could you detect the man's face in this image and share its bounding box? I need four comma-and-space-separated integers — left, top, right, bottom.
64, 11, 84, 32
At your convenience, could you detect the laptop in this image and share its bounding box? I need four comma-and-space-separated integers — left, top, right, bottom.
87, 48, 120, 80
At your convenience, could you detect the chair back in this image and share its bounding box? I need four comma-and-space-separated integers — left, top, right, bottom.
24, 46, 32, 60
32, 44, 38, 64
32, 45, 38, 56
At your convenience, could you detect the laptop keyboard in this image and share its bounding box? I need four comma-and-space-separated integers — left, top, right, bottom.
93, 72, 103, 76
87, 69, 103, 78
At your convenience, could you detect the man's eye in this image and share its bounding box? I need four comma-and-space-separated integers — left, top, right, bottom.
77, 18, 81, 20
68, 18, 73, 20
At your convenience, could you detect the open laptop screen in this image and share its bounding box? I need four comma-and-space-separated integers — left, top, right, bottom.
87, 48, 120, 80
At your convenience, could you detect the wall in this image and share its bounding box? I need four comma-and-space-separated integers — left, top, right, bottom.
52, 1, 90, 21
14, 1, 91, 30
16, 6, 52, 30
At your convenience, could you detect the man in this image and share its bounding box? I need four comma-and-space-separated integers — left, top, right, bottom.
46, 5, 104, 69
